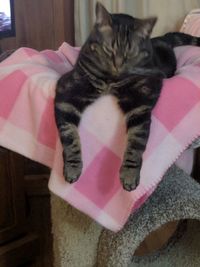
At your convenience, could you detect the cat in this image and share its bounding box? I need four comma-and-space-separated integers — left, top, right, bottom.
54, 2, 200, 191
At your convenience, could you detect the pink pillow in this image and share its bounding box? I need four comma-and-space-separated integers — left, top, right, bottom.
180, 9, 200, 36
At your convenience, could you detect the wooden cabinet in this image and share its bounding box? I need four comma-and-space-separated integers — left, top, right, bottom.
0, 149, 26, 244
0, 148, 53, 267
0, 148, 38, 267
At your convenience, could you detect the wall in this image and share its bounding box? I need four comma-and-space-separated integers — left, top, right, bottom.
0, 0, 74, 51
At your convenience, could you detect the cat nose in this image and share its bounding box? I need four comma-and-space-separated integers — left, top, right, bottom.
114, 56, 123, 70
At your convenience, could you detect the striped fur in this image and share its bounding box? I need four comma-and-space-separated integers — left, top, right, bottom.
55, 2, 200, 191
152, 32, 200, 77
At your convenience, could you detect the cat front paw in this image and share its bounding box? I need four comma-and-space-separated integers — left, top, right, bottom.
62, 148, 83, 183
63, 160, 83, 184
120, 166, 140, 191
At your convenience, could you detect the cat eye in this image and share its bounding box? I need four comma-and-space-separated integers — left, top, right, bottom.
123, 52, 127, 59
124, 52, 133, 60
91, 44, 97, 51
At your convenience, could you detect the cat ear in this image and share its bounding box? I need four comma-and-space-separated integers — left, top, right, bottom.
136, 17, 157, 37
95, 2, 112, 27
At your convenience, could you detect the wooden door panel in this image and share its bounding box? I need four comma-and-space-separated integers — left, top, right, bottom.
0, 149, 14, 229
0, 149, 27, 244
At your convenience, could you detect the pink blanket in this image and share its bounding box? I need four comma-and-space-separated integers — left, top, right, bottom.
0, 43, 200, 231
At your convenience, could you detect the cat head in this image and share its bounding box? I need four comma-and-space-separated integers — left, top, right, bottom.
83, 2, 157, 76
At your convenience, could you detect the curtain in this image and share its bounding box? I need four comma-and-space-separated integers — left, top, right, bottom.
75, 0, 200, 45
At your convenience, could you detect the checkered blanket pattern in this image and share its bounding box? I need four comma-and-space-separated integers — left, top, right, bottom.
0, 43, 200, 231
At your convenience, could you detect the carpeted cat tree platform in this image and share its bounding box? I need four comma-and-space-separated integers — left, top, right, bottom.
97, 157, 200, 266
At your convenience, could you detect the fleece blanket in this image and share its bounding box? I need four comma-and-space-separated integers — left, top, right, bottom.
0, 43, 200, 232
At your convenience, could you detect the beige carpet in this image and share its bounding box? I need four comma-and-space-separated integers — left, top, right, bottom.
97, 165, 200, 266
131, 220, 200, 267
51, 194, 102, 267
51, 165, 200, 267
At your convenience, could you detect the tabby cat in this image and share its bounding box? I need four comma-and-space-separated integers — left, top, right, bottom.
55, 2, 200, 191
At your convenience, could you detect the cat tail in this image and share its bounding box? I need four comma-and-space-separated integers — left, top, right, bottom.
161, 32, 200, 48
